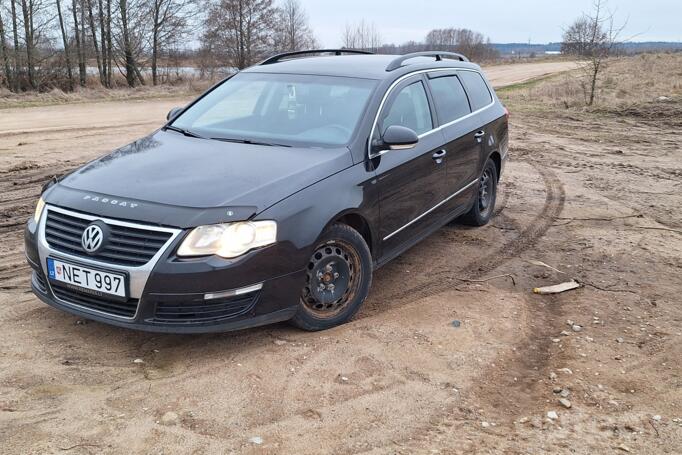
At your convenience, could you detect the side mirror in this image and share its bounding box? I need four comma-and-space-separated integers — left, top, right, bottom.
382, 125, 419, 150
167, 107, 184, 121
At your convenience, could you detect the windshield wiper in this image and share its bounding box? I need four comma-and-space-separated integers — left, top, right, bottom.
210, 137, 292, 147
164, 125, 205, 139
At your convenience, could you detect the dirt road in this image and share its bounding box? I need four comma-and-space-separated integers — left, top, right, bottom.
1, 60, 680, 454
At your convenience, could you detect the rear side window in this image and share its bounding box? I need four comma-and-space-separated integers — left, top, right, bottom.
458, 71, 493, 111
428, 75, 472, 124
380, 81, 433, 135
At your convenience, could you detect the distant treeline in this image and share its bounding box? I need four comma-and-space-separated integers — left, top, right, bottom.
492, 41, 682, 56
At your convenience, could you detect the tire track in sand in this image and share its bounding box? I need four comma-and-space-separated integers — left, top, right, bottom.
366, 162, 565, 309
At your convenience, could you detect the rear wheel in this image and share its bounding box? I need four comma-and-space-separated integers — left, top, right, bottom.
291, 224, 372, 331
460, 158, 498, 226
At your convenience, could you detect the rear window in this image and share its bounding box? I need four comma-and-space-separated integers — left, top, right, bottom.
458, 71, 493, 111
428, 75, 472, 124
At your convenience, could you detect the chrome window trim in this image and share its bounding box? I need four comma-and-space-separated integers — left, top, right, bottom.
368, 68, 495, 159
383, 179, 478, 241
36, 205, 182, 321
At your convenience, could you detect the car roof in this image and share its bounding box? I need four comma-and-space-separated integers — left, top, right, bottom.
243, 54, 482, 80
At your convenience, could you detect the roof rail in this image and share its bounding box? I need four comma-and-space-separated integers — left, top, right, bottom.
259, 49, 374, 66
386, 51, 469, 71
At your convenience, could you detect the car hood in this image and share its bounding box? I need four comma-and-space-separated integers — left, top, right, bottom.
54, 130, 353, 224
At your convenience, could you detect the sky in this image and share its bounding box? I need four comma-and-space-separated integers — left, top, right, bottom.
299, 0, 682, 46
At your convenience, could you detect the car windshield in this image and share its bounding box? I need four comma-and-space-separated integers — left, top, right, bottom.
170, 72, 377, 147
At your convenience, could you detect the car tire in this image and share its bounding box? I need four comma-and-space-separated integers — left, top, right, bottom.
460, 158, 498, 226
291, 223, 372, 331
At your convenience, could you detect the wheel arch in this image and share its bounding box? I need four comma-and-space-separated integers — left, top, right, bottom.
331, 211, 374, 255
488, 150, 502, 182
255, 166, 379, 267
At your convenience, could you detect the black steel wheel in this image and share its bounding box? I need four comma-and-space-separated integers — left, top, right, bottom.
478, 165, 495, 219
460, 158, 498, 226
292, 224, 372, 331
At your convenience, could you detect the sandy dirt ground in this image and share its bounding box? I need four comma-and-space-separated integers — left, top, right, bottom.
0, 60, 680, 454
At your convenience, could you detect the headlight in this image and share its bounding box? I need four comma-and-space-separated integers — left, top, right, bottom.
177, 221, 277, 258
33, 197, 45, 223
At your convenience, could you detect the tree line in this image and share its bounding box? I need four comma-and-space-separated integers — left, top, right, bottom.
338, 21, 499, 62
377, 27, 499, 61
0, 0, 198, 91
0, 0, 499, 92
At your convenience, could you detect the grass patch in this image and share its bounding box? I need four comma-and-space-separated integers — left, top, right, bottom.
496, 71, 576, 93
499, 53, 682, 116
498, 54, 682, 132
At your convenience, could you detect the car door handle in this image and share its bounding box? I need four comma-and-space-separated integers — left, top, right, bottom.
432, 149, 447, 163
474, 130, 486, 142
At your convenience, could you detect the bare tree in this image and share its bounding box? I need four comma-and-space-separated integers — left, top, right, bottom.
273, 0, 316, 52
0, 3, 13, 89
101, 0, 112, 86
55, 0, 74, 90
9, 0, 21, 91
119, 0, 135, 86
562, 0, 626, 105
342, 20, 381, 52
202, 0, 275, 70
561, 16, 593, 56
71, 0, 85, 85
149, 0, 195, 85
116, 0, 149, 87
85, 0, 103, 85
19, 0, 36, 88
96, 0, 110, 87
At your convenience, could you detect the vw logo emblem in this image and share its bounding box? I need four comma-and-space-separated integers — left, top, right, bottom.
82, 224, 104, 253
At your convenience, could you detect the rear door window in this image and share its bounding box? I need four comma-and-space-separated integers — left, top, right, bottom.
458, 71, 493, 111
428, 75, 472, 124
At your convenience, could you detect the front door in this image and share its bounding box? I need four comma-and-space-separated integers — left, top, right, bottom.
372, 76, 448, 258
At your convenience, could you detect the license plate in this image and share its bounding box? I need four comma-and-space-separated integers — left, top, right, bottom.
47, 258, 127, 298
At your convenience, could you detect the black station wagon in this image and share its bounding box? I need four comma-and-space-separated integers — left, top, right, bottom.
25, 49, 509, 333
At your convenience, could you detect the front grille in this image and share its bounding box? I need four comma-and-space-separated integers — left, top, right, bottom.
152, 294, 258, 324
32, 271, 48, 294
51, 282, 139, 318
45, 210, 172, 267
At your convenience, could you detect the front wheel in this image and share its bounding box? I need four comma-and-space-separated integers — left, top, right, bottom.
291, 224, 372, 331
460, 158, 498, 226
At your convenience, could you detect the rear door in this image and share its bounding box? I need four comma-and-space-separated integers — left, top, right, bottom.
372, 75, 448, 257
426, 72, 480, 214
428, 70, 497, 215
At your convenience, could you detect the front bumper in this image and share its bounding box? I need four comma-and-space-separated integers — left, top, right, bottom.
25, 205, 304, 333
28, 268, 301, 333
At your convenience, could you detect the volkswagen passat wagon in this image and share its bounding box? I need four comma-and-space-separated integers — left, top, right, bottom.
25, 50, 509, 333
